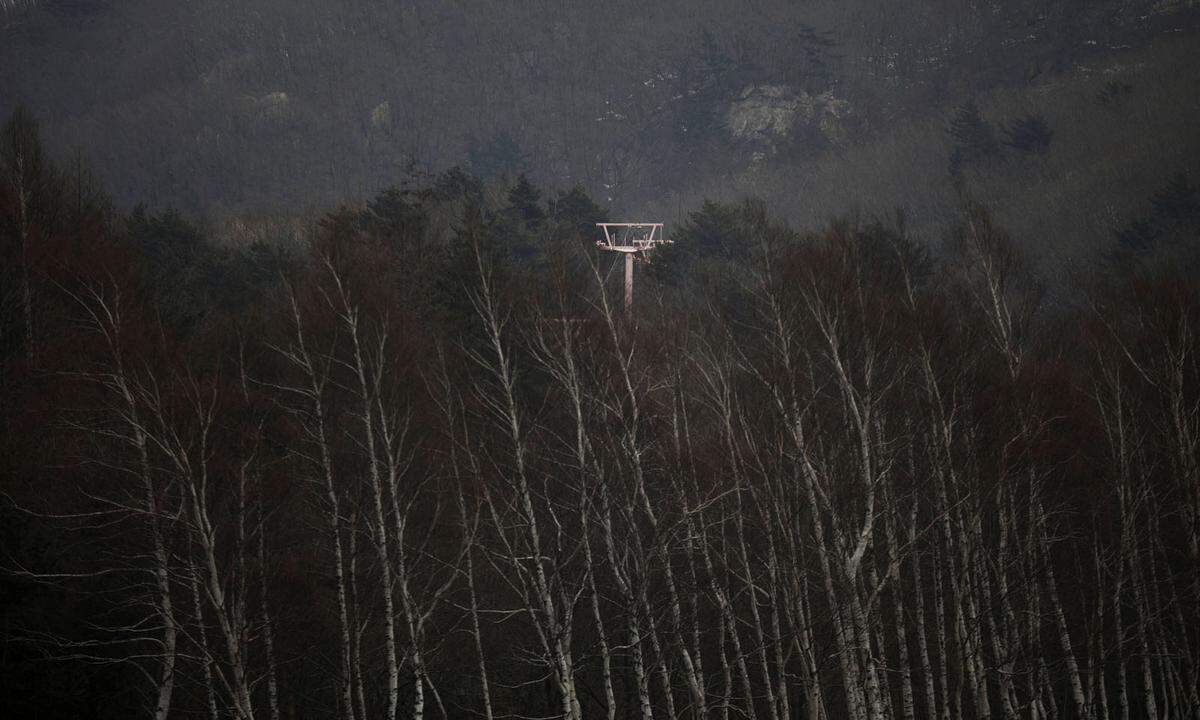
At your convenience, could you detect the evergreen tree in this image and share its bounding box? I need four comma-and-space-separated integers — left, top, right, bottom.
127, 205, 223, 330
649, 198, 753, 286
549, 185, 607, 243
467, 130, 527, 180
1112, 172, 1200, 261
363, 184, 431, 252
507, 174, 545, 231
1114, 218, 1160, 255
1151, 172, 1199, 227
948, 100, 1000, 172
433, 166, 484, 206
1003, 114, 1054, 155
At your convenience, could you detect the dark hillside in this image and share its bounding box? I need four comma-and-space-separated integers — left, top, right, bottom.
2, 1, 1198, 272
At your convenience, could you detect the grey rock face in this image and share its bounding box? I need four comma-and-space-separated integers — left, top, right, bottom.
726, 84, 850, 153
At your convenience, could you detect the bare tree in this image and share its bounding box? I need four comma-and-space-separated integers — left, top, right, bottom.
270, 282, 358, 720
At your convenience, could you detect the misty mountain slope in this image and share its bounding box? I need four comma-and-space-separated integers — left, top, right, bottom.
649, 28, 1200, 273
1, 0, 1197, 265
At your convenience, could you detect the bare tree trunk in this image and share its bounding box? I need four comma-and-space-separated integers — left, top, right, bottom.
468, 246, 582, 720
278, 287, 357, 720
700, 522, 758, 720
1157, 535, 1200, 714
954, 507, 990, 720
640, 580, 679, 720
791, 577, 824, 720
1029, 520, 1053, 720
660, 548, 706, 720
257, 505, 282, 720
171, 396, 255, 720
669, 386, 711, 720
717, 598, 732, 720
848, 582, 889, 720
765, 551, 791, 720
750, 298, 868, 719
1130, 532, 1160, 720
1093, 546, 1110, 720
994, 484, 1026, 719
630, 600, 656, 720
1041, 520, 1089, 720
907, 500, 940, 720
14, 150, 35, 365
973, 507, 1017, 720
883, 491, 916, 720
1099, 369, 1132, 720
437, 363, 495, 720
928, 421, 986, 720
347, 511, 368, 720
332, 281, 401, 720
733, 481, 779, 720
190, 557, 219, 720
77, 288, 177, 720
600, 493, 653, 720
375, 365, 454, 720
931, 541, 954, 720
531, 304, 618, 720
788, 426, 867, 720
701, 361, 773, 720
590, 257, 706, 720
583, 511, 617, 720
458, 483, 494, 720
1113, 555, 1130, 720
151, 524, 177, 720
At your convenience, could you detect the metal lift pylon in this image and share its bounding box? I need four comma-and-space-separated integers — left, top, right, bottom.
595, 223, 667, 314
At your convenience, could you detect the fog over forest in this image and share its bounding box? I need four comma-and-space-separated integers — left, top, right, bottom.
2, 1, 1200, 719
3, 0, 1198, 263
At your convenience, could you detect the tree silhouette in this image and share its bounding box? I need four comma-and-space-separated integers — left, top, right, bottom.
948, 100, 1000, 172
507, 174, 545, 231
467, 130, 527, 181
1003, 113, 1054, 155
1151, 171, 1199, 226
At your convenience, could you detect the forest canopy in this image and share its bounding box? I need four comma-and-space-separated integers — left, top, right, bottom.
2, 104, 1199, 720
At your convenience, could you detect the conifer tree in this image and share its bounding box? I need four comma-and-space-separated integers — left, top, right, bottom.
1003, 114, 1054, 155
507, 174, 545, 230
948, 100, 1000, 172
1151, 172, 1199, 226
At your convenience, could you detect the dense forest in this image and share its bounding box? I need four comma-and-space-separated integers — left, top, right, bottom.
3, 92, 1200, 720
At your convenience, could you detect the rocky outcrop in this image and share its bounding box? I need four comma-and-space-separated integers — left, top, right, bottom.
237, 91, 291, 122
371, 101, 392, 130
725, 84, 850, 152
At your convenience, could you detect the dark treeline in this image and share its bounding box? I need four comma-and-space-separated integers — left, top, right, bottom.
2, 107, 1199, 720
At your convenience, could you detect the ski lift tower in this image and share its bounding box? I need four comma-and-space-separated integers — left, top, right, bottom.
596, 223, 667, 314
